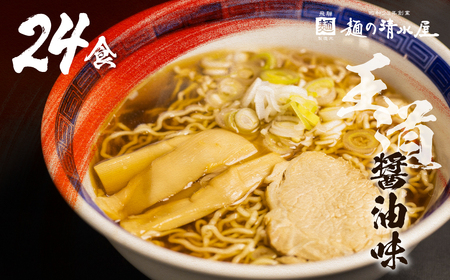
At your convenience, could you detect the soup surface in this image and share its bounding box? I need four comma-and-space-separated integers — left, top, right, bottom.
90, 48, 437, 264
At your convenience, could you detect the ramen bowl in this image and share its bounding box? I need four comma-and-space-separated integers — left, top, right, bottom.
42, 0, 450, 279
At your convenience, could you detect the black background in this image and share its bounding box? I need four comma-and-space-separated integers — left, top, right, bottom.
1, 0, 450, 279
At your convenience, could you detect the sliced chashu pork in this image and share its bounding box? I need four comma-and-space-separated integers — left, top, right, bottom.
265, 151, 386, 262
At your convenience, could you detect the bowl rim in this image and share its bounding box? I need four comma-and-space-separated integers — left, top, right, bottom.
41, 0, 450, 278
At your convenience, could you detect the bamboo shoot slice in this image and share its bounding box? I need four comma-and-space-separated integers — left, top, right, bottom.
97, 129, 257, 220
122, 129, 258, 215
120, 153, 284, 235
95, 180, 139, 221
94, 135, 191, 195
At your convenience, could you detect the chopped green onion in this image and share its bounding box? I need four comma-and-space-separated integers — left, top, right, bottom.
290, 95, 318, 114
201, 56, 232, 68
260, 69, 300, 85
290, 99, 319, 130
343, 129, 378, 154
237, 68, 254, 79
318, 107, 341, 121
234, 108, 260, 133
219, 78, 245, 100
255, 52, 277, 69
206, 78, 245, 108
319, 106, 354, 121
224, 110, 239, 132
217, 108, 259, 134
305, 77, 336, 105
205, 91, 225, 108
